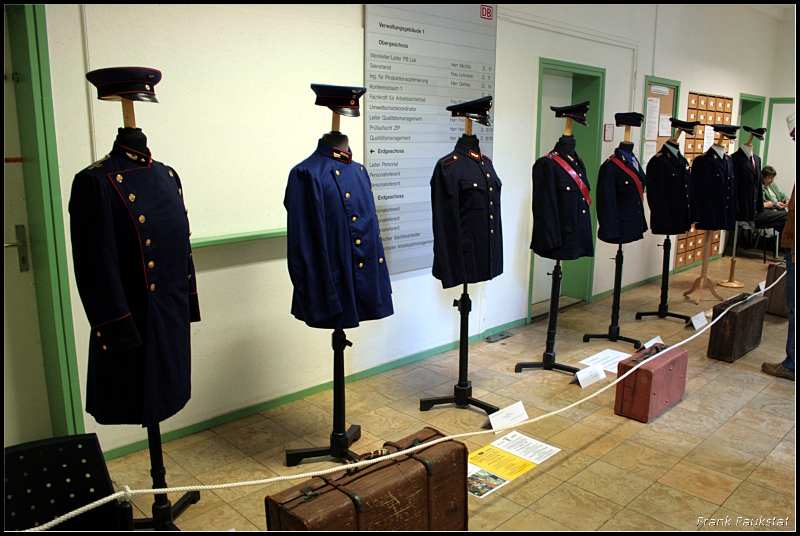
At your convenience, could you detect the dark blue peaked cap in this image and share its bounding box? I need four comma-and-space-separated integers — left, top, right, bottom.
711, 123, 740, 139
86, 67, 161, 103
551, 101, 590, 126
615, 112, 644, 127
446, 95, 492, 126
670, 118, 701, 133
311, 84, 367, 117
743, 126, 767, 140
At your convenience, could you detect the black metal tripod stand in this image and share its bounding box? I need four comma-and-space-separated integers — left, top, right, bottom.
420, 284, 499, 415
584, 245, 642, 349
285, 330, 360, 466
635, 237, 691, 323
515, 261, 580, 375
132, 425, 200, 530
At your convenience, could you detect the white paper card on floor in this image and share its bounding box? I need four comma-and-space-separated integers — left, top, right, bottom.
569, 363, 606, 388
483, 400, 528, 430
643, 335, 664, 348
691, 310, 708, 329
579, 348, 631, 373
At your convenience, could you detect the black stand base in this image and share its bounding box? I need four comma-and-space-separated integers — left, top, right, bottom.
515, 262, 580, 376
132, 425, 200, 530
584, 245, 642, 349
420, 285, 499, 415
285, 330, 360, 466
635, 237, 692, 323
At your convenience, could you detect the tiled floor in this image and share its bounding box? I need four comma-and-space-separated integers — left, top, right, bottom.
107, 252, 795, 531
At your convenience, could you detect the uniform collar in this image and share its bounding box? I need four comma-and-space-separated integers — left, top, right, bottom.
111, 143, 152, 167
316, 139, 352, 165
453, 139, 484, 162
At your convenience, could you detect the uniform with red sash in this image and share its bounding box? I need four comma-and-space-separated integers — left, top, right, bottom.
596, 147, 648, 244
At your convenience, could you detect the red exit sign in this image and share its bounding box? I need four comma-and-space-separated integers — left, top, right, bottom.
480, 5, 493, 20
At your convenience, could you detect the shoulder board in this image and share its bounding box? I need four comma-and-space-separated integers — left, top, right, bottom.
654, 152, 663, 157
482, 155, 492, 163
85, 154, 110, 171
442, 154, 459, 166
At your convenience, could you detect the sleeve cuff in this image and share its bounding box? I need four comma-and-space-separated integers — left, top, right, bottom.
190, 293, 201, 323
93, 314, 142, 350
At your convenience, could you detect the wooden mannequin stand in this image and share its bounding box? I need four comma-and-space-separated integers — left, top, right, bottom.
120, 99, 200, 530
637, 127, 694, 323
719, 132, 756, 288
584, 125, 641, 348
517, 116, 579, 375
286, 109, 362, 465
421, 117, 498, 416
285, 329, 361, 466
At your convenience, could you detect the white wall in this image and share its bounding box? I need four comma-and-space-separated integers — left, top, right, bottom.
24, 4, 795, 451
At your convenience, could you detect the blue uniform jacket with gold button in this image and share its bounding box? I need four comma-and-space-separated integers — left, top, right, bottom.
645, 144, 696, 235
596, 148, 648, 244
691, 148, 736, 231
531, 138, 594, 260
285, 140, 393, 329
430, 139, 503, 289
69, 143, 199, 426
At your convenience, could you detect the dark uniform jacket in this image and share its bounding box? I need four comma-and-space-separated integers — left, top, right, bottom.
732, 148, 763, 222
596, 148, 648, 244
645, 144, 696, 235
431, 138, 503, 289
691, 148, 736, 231
531, 137, 594, 260
69, 142, 200, 427
285, 140, 393, 329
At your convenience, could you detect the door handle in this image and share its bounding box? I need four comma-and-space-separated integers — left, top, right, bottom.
4, 224, 29, 272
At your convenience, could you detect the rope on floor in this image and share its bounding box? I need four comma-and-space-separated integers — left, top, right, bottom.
24, 272, 788, 531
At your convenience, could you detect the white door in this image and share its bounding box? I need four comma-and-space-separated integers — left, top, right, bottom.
4, 10, 53, 446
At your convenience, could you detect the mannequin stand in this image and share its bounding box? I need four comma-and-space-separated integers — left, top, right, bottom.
583, 245, 641, 349
420, 285, 499, 415
515, 262, 580, 375
636, 237, 692, 323
286, 330, 360, 466
719, 224, 744, 287
683, 238, 723, 304
132, 425, 200, 530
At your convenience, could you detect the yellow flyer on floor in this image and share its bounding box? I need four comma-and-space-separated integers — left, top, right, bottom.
467, 431, 560, 499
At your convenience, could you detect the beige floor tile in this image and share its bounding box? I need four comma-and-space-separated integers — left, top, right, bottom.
629, 420, 704, 458
467, 367, 523, 392
210, 414, 266, 437
722, 481, 795, 522
532, 447, 595, 482
258, 398, 314, 419
550, 423, 626, 459
220, 418, 298, 456
266, 403, 334, 438
105, 447, 152, 472
600, 441, 680, 481
494, 508, 571, 530
176, 503, 259, 531
230, 486, 286, 531
628, 482, 719, 530
495, 469, 562, 507
766, 440, 795, 467
467, 492, 524, 531
195, 457, 276, 503
579, 406, 647, 439
110, 451, 191, 493
745, 392, 796, 420
567, 460, 653, 506
350, 378, 421, 405
714, 367, 775, 392
656, 405, 723, 438
683, 440, 762, 480
307, 388, 386, 418
746, 459, 795, 498
706, 422, 782, 458
726, 407, 795, 438
598, 507, 673, 531
760, 378, 796, 400
515, 409, 575, 440
529, 482, 622, 530
355, 405, 426, 438
657, 460, 742, 505
532, 391, 603, 423
163, 436, 249, 481
161, 429, 218, 454
389, 367, 456, 391
423, 406, 492, 436
127, 475, 226, 523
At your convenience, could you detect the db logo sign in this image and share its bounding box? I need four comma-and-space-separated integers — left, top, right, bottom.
480, 5, 493, 20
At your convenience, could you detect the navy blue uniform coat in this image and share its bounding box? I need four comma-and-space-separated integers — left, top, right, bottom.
431, 139, 503, 289
596, 148, 648, 244
645, 144, 696, 235
69, 143, 200, 426
691, 148, 736, 231
732, 148, 763, 222
531, 138, 594, 260
285, 140, 393, 329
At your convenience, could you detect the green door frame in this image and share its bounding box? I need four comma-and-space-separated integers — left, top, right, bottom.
527, 58, 605, 318
641, 75, 682, 159
6, 5, 84, 437
763, 97, 796, 166
738, 93, 767, 156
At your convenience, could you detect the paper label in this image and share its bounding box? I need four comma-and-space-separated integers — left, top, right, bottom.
579, 348, 631, 373
571, 363, 606, 388
483, 401, 529, 430
691, 311, 708, 329
643, 335, 664, 348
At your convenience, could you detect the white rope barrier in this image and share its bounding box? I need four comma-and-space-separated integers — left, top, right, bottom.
25, 272, 788, 531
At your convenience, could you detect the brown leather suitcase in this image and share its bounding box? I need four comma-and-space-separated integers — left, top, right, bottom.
765, 263, 790, 317
265, 427, 468, 531
707, 293, 767, 362
614, 344, 688, 423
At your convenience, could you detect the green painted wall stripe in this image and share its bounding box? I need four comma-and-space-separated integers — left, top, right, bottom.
102, 317, 527, 460
191, 228, 287, 249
